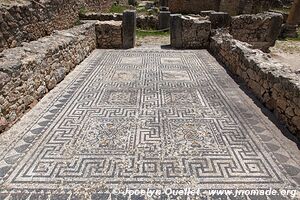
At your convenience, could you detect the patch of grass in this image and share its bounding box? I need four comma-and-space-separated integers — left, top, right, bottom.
147, 7, 159, 16
74, 19, 83, 26
287, 28, 300, 41
287, 37, 300, 41
136, 6, 147, 14
137, 29, 170, 38
79, 7, 87, 15
136, 7, 159, 16
282, 27, 300, 42
270, 7, 291, 14
109, 4, 127, 13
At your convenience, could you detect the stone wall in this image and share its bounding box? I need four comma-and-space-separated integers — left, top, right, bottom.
200, 11, 232, 29
0, 22, 97, 133
168, 0, 272, 15
210, 31, 300, 140
230, 12, 283, 52
83, 0, 115, 12
220, 0, 272, 15
170, 15, 211, 49
181, 16, 211, 49
168, 0, 220, 14
80, 12, 158, 30
80, 12, 123, 21
137, 15, 159, 30
0, 0, 113, 53
171, 12, 283, 51
0, 0, 78, 52
96, 21, 123, 48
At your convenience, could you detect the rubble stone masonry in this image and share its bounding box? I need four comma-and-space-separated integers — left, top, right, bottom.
95, 21, 123, 48
230, 12, 283, 52
210, 31, 300, 140
0, 0, 114, 52
0, 22, 97, 132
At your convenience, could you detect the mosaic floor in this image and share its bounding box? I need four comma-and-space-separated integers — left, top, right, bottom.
0, 48, 299, 199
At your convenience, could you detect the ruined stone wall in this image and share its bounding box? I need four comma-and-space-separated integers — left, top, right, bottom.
80, 12, 159, 30
0, 0, 79, 52
168, 0, 272, 15
230, 12, 283, 52
96, 21, 123, 48
170, 15, 211, 49
220, 0, 272, 15
168, 0, 221, 14
83, 0, 114, 12
210, 31, 300, 140
83, 0, 129, 12
137, 15, 159, 30
80, 12, 123, 21
219, 0, 241, 15
0, 22, 97, 132
181, 17, 211, 49
0, 0, 114, 52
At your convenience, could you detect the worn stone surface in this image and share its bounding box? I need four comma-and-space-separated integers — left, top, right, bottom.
230, 12, 284, 52
0, 48, 299, 199
210, 31, 300, 140
95, 21, 123, 49
0, 22, 97, 133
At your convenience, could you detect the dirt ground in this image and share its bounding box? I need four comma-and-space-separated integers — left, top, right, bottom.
270, 40, 300, 71
136, 35, 170, 47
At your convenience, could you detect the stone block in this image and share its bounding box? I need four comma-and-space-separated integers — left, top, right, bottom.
128, 0, 137, 6
280, 23, 299, 38
209, 11, 231, 29
168, 0, 220, 14
159, 11, 171, 30
200, 10, 215, 17
80, 12, 123, 21
96, 21, 123, 49
170, 14, 183, 49
181, 16, 211, 49
137, 15, 159, 30
159, 0, 168, 7
169, 0, 272, 15
230, 12, 283, 52
0, 72, 11, 91
122, 10, 136, 49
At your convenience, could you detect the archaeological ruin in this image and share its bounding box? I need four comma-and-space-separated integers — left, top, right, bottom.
0, 0, 299, 199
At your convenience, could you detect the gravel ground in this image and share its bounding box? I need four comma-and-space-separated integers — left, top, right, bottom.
270, 40, 300, 71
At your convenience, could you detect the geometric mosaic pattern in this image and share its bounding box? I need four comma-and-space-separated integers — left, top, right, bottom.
0, 48, 299, 199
